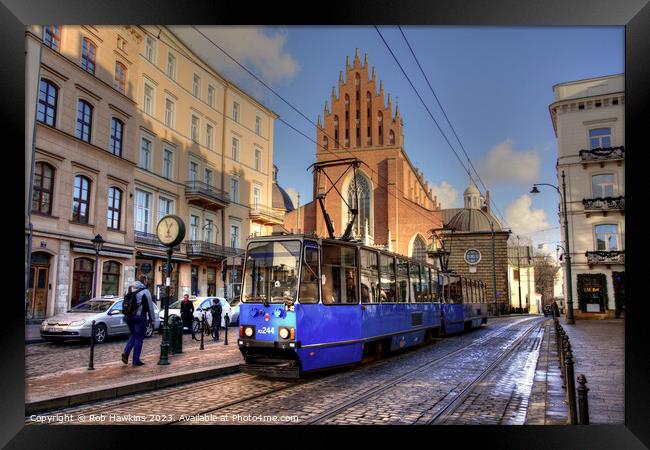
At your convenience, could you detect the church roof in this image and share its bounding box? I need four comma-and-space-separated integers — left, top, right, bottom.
272, 183, 295, 212
443, 207, 503, 233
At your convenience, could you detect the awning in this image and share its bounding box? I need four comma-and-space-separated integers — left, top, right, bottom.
136, 251, 192, 263
71, 243, 134, 259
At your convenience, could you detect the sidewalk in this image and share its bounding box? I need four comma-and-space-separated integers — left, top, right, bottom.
561, 318, 624, 424
26, 332, 244, 414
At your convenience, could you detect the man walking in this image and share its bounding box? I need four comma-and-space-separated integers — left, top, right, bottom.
122, 275, 155, 366
210, 298, 223, 341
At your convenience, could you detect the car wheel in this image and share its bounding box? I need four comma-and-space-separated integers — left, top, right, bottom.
93, 324, 107, 344
145, 321, 154, 338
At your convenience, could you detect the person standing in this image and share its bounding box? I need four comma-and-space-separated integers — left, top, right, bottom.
180, 293, 198, 341
122, 275, 155, 367
210, 298, 223, 341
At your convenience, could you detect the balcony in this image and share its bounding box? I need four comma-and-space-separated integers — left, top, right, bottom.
249, 203, 285, 225
184, 180, 230, 210
586, 250, 625, 266
582, 196, 625, 217
184, 240, 240, 260
134, 231, 181, 251
579, 146, 624, 168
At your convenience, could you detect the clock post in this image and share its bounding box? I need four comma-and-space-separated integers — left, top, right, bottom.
156, 215, 185, 366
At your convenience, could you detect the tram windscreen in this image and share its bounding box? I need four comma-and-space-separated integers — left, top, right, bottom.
242, 240, 301, 303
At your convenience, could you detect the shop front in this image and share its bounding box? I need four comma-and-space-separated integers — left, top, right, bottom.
577, 273, 607, 313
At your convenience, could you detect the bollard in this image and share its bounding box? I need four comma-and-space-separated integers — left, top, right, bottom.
565, 353, 578, 425
200, 313, 205, 350
224, 313, 229, 345
88, 320, 96, 370
577, 374, 590, 425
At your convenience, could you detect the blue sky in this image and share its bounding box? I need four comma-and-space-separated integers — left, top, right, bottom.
172, 26, 624, 253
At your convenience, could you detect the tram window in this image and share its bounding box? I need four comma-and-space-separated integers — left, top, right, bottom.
322, 244, 358, 304
243, 240, 301, 303
379, 254, 396, 303
409, 262, 421, 302
396, 258, 409, 303
422, 266, 431, 301
299, 245, 320, 304
360, 249, 380, 304
430, 269, 440, 302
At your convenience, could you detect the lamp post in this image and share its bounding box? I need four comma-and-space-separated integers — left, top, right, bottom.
490, 221, 498, 316
91, 234, 105, 299
531, 170, 575, 324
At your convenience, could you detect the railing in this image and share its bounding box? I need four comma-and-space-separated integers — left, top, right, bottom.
585, 250, 625, 265
582, 196, 624, 211
184, 180, 230, 206
578, 146, 624, 162
184, 240, 240, 259
134, 231, 180, 250
249, 203, 285, 223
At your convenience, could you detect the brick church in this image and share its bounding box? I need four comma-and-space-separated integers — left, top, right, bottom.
284, 50, 443, 261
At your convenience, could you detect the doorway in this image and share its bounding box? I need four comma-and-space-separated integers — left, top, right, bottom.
28, 252, 50, 319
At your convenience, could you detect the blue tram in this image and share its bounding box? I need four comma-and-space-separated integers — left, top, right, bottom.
237, 234, 488, 378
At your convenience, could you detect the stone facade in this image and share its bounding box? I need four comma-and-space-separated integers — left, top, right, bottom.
284, 50, 442, 259
550, 74, 625, 319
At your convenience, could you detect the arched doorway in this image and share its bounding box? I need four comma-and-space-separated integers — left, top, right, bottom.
28, 252, 51, 319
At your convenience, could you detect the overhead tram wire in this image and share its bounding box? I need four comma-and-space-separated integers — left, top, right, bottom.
372, 26, 480, 190
397, 26, 509, 227
188, 26, 464, 229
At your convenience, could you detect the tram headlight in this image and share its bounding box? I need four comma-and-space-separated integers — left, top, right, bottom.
279, 327, 290, 339
244, 326, 254, 338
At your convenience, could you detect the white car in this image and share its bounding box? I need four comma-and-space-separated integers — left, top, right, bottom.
228, 298, 240, 326
40, 296, 161, 344
159, 296, 231, 332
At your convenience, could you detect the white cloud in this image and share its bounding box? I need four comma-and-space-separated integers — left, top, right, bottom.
477, 139, 541, 185
284, 187, 300, 208
504, 194, 551, 237
429, 181, 460, 209
172, 26, 300, 86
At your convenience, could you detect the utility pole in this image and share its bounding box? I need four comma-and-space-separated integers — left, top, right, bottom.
297, 192, 301, 234
517, 235, 522, 311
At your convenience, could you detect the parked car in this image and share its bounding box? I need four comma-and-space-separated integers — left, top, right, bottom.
229, 298, 240, 326
40, 296, 161, 344
160, 296, 231, 332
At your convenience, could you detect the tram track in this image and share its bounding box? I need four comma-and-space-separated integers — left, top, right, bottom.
302, 316, 542, 425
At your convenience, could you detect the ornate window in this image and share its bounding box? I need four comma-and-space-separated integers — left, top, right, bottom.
109, 118, 123, 157
334, 115, 340, 147
595, 224, 619, 251
167, 52, 176, 79
75, 100, 93, 142
412, 236, 427, 263
101, 261, 121, 296
107, 187, 122, 230
464, 249, 481, 265
37, 79, 57, 127
347, 173, 372, 238
71, 258, 94, 306
592, 174, 615, 198
43, 25, 61, 50
72, 175, 91, 223
80, 38, 96, 74
32, 162, 55, 215
389, 130, 395, 145
192, 74, 201, 98
589, 128, 612, 149
378, 111, 383, 145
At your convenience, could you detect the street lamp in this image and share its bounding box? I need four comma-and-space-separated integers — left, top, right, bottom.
489, 220, 498, 317
530, 170, 575, 324
91, 234, 105, 299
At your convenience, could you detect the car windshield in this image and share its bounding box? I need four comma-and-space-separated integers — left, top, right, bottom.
242, 240, 301, 303
70, 300, 114, 312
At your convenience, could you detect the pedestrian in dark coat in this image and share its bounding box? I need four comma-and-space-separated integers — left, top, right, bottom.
552, 300, 560, 318
210, 298, 223, 341
180, 294, 197, 340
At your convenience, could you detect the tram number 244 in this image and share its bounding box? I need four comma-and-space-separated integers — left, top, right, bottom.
258, 327, 275, 335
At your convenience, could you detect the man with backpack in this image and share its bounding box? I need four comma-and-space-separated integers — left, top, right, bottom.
210, 298, 223, 341
121, 275, 156, 366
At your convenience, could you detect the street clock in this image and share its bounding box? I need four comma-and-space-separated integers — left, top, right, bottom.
156, 215, 186, 248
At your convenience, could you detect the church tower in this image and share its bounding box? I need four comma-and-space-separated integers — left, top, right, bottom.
317, 48, 404, 153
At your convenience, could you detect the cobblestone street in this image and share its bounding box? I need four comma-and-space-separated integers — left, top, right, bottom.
27, 316, 571, 426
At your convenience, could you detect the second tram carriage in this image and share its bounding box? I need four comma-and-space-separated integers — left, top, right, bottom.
237, 234, 488, 378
